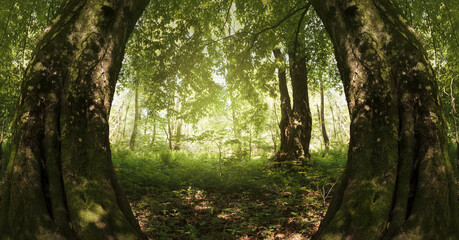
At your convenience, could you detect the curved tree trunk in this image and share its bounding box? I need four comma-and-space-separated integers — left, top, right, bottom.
0, 1, 150, 239
311, 0, 458, 239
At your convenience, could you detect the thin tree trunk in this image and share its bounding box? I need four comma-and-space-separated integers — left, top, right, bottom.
122, 96, 131, 139
129, 78, 140, 150
311, 0, 458, 239
230, 95, 242, 153
271, 101, 279, 153
327, 94, 337, 138
150, 112, 157, 146
174, 119, 182, 150
319, 78, 329, 151
316, 105, 323, 149
167, 117, 172, 150
0, 1, 150, 239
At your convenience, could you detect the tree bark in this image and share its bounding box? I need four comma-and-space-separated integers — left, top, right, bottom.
319, 78, 330, 151
316, 105, 323, 148
311, 0, 458, 239
272, 49, 300, 166
289, 50, 313, 161
0, 1, 150, 239
167, 117, 173, 150
327, 94, 337, 138
129, 78, 140, 150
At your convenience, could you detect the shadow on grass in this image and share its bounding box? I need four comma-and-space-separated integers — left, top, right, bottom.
112, 148, 348, 239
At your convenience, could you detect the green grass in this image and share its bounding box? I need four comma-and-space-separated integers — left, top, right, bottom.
112, 146, 347, 239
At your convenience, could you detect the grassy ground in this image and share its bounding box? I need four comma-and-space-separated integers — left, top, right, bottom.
112, 147, 346, 239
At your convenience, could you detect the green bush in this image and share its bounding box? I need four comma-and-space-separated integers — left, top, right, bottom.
159, 150, 173, 166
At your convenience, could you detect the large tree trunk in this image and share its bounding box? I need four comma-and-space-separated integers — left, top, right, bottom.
273, 48, 312, 166
319, 78, 330, 151
311, 0, 458, 239
289, 50, 313, 161
0, 1, 150, 239
272, 49, 300, 165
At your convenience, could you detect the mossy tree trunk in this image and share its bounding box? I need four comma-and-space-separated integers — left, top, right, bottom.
0, 1, 150, 239
311, 0, 458, 239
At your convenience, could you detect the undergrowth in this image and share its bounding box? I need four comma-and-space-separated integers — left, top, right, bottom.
112, 146, 346, 239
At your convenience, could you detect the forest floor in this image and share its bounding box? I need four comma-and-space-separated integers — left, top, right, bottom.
0, 145, 457, 239
113, 148, 346, 240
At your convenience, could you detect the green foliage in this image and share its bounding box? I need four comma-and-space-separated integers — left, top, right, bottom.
448, 142, 459, 178
0, 0, 61, 138
159, 150, 173, 167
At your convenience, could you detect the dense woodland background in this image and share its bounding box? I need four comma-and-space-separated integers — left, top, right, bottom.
0, 0, 458, 239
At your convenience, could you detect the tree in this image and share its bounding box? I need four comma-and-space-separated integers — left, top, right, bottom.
319, 77, 329, 151
311, 0, 458, 239
129, 78, 140, 150
0, 0, 149, 239
272, 45, 313, 165
273, 48, 293, 160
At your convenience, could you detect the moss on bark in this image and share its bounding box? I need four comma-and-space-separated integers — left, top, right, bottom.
311, 0, 459, 239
